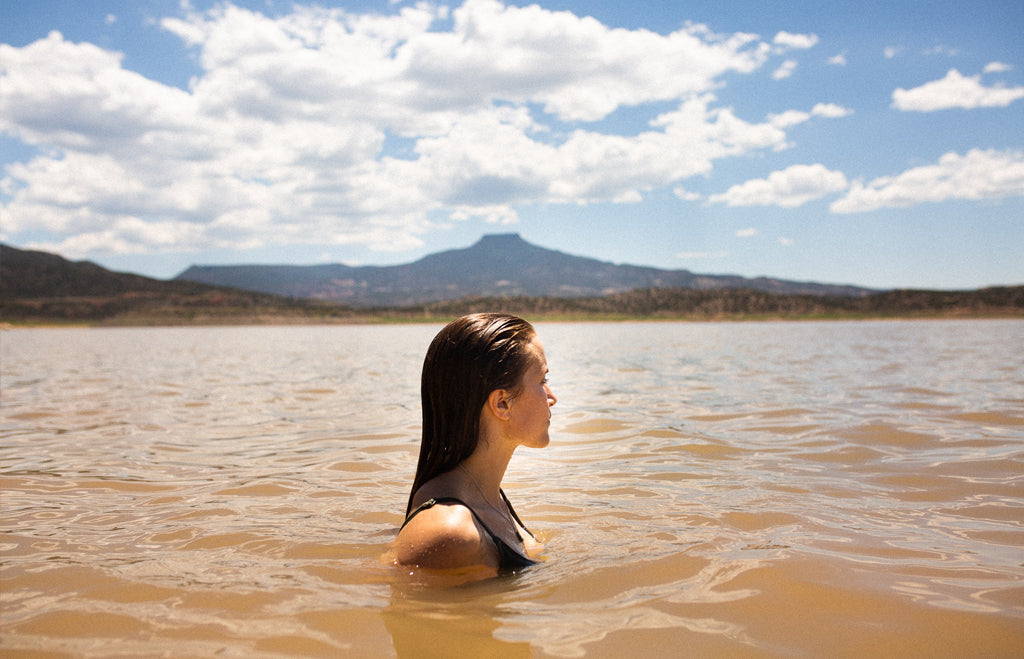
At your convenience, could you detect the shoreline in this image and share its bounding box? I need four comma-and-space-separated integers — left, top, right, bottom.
4, 308, 1022, 329
5, 285, 1021, 327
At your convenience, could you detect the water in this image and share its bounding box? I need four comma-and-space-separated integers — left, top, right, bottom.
2, 321, 1022, 657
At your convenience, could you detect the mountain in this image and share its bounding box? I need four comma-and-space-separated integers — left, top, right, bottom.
175, 233, 875, 306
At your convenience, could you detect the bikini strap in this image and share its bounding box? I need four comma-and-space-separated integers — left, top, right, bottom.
499, 489, 533, 537
401, 497, 469, 529
400, 495, 536, 568
403, 495, 527, 541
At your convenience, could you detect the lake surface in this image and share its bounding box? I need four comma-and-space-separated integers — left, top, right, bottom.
2, 320, 1022, 657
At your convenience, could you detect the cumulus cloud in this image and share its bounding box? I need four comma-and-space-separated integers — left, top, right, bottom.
827, 53, 846, 66
767, 109, 810, 128
673, 187, 701, 202
811, 102, 853, 118
0, 0, 837, 259
709, 164, 849, 208
773, 31, 818, 50
983, 61, 1013, 74
830, 149, 1024, 213
767, 102, 852, 128
883, 46, 902, 59
772, 59, 798, 80
892, 68, 1024, 111
161, 0, 773, 125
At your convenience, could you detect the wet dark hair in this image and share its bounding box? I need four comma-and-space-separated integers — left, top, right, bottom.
406, 313, 537, 514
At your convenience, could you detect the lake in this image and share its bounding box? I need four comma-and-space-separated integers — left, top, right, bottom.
1, 320, 1022, 657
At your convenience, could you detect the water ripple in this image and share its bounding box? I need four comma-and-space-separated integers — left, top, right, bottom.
2, 321, 1022, 656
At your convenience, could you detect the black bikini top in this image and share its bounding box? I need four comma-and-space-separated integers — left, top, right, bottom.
403, 490, 537, 571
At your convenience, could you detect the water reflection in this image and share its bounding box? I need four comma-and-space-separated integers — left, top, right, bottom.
384, 577, 533, 658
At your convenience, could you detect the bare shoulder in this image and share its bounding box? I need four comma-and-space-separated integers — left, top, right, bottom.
389, 502, 499, 570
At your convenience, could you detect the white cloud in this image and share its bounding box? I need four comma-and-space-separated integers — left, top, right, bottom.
772, 59, 798, 80
892, 68, 1024, 111
767, 109, 809, 128
778, 237, 793, 246
673, 187, 701, 202
983, 61, 1013, 74
397, 1, 772, 123
450, 204, 519, 225
767, 102, 852, 129
0, 32, 197, 152
709, 164, 849, 208
159, 0, 774, 126
831, 149, 1024, 213
773, 31, 818, 50
811, 102, 853, 118
883, 46, 902, 59
0, 1, 832, 259
827, 53, 846, 66
735, 228, 758, 238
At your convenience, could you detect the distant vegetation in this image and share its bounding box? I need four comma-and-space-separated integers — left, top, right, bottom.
2, 243, 1021, 325
415, 286, 1024, 321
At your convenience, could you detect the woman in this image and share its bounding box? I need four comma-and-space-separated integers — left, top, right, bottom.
387, 313, 556, 573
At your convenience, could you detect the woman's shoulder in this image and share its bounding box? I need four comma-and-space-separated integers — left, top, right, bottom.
392, 499, 499, 569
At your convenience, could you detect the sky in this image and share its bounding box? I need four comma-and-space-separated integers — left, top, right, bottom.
1, 0, 1022, 290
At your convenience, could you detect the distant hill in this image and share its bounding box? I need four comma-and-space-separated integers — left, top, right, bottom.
0, 243, 355, 324
175, 233, 876, 306
1, 242, 203, 298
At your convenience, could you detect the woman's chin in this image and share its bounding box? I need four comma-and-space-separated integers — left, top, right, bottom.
526, 434, 551, 449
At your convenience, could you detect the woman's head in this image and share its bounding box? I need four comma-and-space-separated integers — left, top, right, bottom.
408, 313, 538, 510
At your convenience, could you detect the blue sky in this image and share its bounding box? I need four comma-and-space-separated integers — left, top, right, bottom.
2, 0, 1022, 289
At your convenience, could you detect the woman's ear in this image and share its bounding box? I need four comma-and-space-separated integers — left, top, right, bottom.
486, 388, 512, 421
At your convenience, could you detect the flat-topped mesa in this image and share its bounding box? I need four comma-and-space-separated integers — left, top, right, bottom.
165, 234, 878, 306
471, 233, 529, 249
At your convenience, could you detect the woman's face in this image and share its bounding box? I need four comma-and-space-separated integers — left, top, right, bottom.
509, 337, 557, 449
